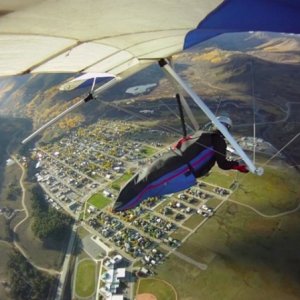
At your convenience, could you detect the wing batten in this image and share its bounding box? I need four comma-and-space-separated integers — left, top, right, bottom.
0, 34, 76, 75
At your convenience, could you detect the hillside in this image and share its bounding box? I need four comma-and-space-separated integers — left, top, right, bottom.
0, 32, 299, 163
0, 117, 32, 192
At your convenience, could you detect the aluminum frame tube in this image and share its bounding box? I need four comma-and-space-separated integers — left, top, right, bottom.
160, 59, 263, 175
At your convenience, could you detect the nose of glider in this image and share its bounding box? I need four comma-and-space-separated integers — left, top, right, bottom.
112, 200, 123, 212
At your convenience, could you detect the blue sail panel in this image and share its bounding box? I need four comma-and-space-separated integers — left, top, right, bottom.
184, 0, 300, 49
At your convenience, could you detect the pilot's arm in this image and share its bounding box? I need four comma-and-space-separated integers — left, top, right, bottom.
212, 133, 239, 170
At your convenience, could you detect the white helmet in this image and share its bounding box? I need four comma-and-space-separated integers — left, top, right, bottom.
216, 116, 233, 129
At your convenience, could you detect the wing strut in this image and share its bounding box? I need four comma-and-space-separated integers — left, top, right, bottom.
167, 58, 199, 132
21, 76, 119, 144
176, 93, 187, 137
159, 58, 263, 176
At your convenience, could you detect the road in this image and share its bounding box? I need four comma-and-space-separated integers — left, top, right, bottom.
228, 198, 300, 218
55, 222, 78, 300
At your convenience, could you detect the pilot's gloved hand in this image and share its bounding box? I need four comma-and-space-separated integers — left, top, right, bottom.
232, 164, 249, 173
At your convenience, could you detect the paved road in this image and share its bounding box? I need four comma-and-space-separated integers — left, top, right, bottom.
55, 223, 78, 300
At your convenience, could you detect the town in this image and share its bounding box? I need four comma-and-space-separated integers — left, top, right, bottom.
29, 119, 273, 300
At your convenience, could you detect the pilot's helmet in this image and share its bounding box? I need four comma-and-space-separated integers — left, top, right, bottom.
216, 116, 233, 129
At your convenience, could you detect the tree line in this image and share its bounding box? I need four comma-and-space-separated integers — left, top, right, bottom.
7, 251, 55, 300
31, 185, 73, 240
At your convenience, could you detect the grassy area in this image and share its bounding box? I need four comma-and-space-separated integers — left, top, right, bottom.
88, 193, 111, 209
75, 259, 96, 298
136, 278, 177, 300
0, 216, 11, 241
111, 172, 133, 191
11, 181, 67, 269
77, 226, 90, 239
206, 197, 222, 208
140, 145, 157, 156
201, 167, 237, 189
0, 242, 13, 300
16, 217, 66, 270
154, 198, 172, 213
170, 227, 190, 241
0, 163, 23, 210
230, 164, 300, 215
182, 214, 204, 229
154, 163, 300, 299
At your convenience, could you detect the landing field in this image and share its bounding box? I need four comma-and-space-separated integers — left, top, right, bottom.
153, 163, 300, 299
74, 258, 96, 298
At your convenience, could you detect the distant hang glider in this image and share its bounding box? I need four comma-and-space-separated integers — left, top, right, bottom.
1, 0, 299, 174
59, 73, 116, 91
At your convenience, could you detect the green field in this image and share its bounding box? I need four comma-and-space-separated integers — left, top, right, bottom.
75, 259, 96, 298
140, 145, 157, 156
111, 172, 133, 191
153, 163, 300, 299
201, 167, 237, 188
136, 278, 177, 300
88, 193, 111, 209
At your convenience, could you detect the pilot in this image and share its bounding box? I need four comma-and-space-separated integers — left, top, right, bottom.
113, 116, 248, 212
172, 115, 249, 177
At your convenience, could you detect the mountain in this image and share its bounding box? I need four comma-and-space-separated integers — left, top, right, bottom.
0, 32, 299, 163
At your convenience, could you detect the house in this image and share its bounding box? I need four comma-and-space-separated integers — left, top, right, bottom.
103, 190, 112, 197
87, 205, 96, 214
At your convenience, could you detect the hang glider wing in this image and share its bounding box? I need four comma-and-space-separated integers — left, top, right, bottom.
113, 134, 216, 212
0, 0, 299, 78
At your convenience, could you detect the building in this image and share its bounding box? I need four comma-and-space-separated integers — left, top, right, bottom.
101, 267, 126, 297
125, 83, 157, 96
